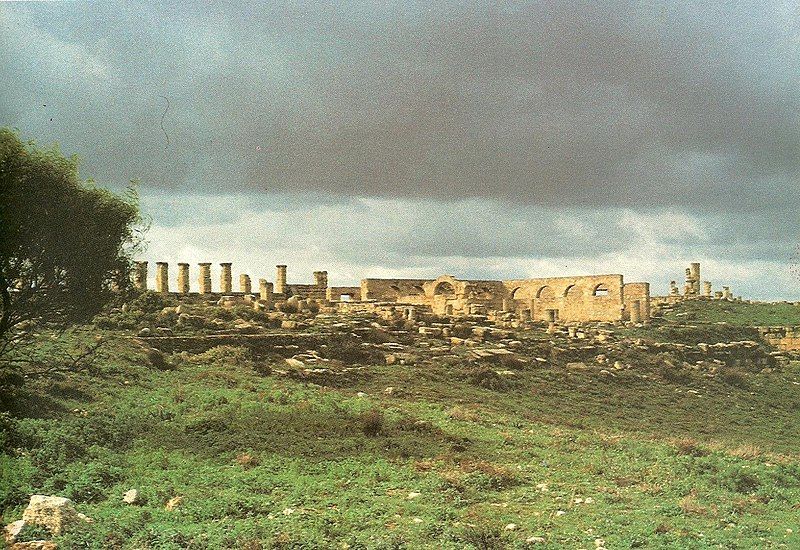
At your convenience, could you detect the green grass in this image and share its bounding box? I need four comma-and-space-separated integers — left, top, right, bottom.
661, 299, 800, 327
2, 325, 800, 548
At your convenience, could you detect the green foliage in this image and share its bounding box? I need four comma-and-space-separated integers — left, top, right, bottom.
1, 327, 799, 548
0, 129, 144, 351
662, 299, 800, 327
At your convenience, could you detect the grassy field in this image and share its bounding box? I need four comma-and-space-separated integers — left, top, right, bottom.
660, 299, 800, 327
2, 317, 800, 548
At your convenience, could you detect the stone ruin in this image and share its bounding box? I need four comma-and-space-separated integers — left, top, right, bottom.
655, 261, 738, 308
131, 261, 651, 324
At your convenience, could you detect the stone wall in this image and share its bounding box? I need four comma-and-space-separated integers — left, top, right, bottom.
623, 282, 650, 322
327, 286, 362, 302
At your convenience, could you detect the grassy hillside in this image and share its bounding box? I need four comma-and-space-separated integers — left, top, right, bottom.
2, 322, 800, 549
661, 299, 800, 327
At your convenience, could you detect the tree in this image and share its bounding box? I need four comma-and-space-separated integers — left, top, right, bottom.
0, 128, 145, 359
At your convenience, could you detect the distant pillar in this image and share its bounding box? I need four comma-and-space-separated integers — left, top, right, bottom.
177, 263, 190, 294
630, 300, 642, 323
314, 270, 328, 288
155, 262, 169, 293
240, 274, 252, 294
134, 261, 148, 290
669, 281, 679, 296
502, 298, 511, 312
198, 263, 212, 294
703, 281, 712, 297
714, 290, 723, 299
259, 279, 273, 306
275, 265, 287, 294
220, 263, 232, 293
690, 263, 700, 294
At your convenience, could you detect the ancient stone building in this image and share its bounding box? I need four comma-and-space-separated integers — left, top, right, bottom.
360, 273, 650, 322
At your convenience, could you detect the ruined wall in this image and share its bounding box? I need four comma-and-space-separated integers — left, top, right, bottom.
326, 286, 362, 302
623, 282, 651, 322
760, 327, 800, 352
503, 274, 626, 322
360, 279, 430, 301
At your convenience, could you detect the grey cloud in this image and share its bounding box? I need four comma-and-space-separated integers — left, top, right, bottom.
2, 1, 798, 212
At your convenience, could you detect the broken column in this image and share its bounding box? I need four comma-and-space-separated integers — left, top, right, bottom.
703, 281, 712, 297
220, 263, 232, 293
198, 263, 212, 294
177, 263, 190, 294
134, 261, 148, 290
313, 270, 329, 288
155, 262, 169, 293
722, 286, 732, 300
275, 265, 287, 294
669, 281, 679, 295
259, 279, 273, 306
690, 262, 700, 294
240, 274, 252, 294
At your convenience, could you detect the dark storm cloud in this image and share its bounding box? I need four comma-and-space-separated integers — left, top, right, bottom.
2, 1, 798, 212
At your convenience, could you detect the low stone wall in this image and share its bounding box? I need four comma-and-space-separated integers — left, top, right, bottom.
135, 333, 330, 356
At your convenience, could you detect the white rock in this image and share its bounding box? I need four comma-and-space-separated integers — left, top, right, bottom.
526, 536, 546, 544
555, 510, 566, 516
21, 495, 89, 536
122, 489, 140, 504
504, 523, 517, 531
407, 492, 421, 499
4, 519, 25, 544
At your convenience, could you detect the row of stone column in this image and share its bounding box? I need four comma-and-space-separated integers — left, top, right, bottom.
135, 261, 263, 295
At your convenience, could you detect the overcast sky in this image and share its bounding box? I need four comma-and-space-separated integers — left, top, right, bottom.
2, 1, 799, 299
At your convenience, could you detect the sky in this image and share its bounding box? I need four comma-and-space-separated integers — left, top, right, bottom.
2, 1, 799, 299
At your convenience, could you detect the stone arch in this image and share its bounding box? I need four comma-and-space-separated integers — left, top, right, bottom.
511, 287, 525, 300
593, 283, 609, 297
536, 285, 555, 300
434, 281, 456, 296
563, 284, 579, 297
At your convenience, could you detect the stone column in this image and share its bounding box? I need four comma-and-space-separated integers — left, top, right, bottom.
669, 281, 679, 295
722, 286, 732, 300
703, 281, 712, 297
275, 265, 287, 294
155, 262, 169, 293
177, 263, 190, 294
630, 300, 642, 323
714, 290, 723, 299
259, 279, 273, 306
219, 263, 233, 293
134, 261, 148, 290
240, 274, 252, 294
501, 298, 511, 312
198, 263, 212, 294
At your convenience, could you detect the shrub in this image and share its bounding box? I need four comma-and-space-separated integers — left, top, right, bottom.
359, 408, 384, 436
457, 524, 506, 550
674, 437, 710, 457
720, 368, 750, 389
146, 348, 171, 370
467, 367, 511, 391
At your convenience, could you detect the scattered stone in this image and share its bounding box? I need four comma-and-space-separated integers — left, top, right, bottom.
383, 387, 395, 396
137, 327, 151, 337
122, 489, 140, 505
19, 495, 90, 537
504, 523, 517, 531
407, 492, 421, 499
284, 358, 305, 369
165, 496, 183, 511
526, 536, 546, 544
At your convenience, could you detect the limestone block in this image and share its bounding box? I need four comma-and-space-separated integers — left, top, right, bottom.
21, 495, 86, 536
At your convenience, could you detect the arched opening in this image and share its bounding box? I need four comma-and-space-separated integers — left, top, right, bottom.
434, 281, 455, 296
563, 284, 578, 297
593, 284, 609, 297
511, 287, 524, 300
536, 286, 555, 300
411, 285, 424, 294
